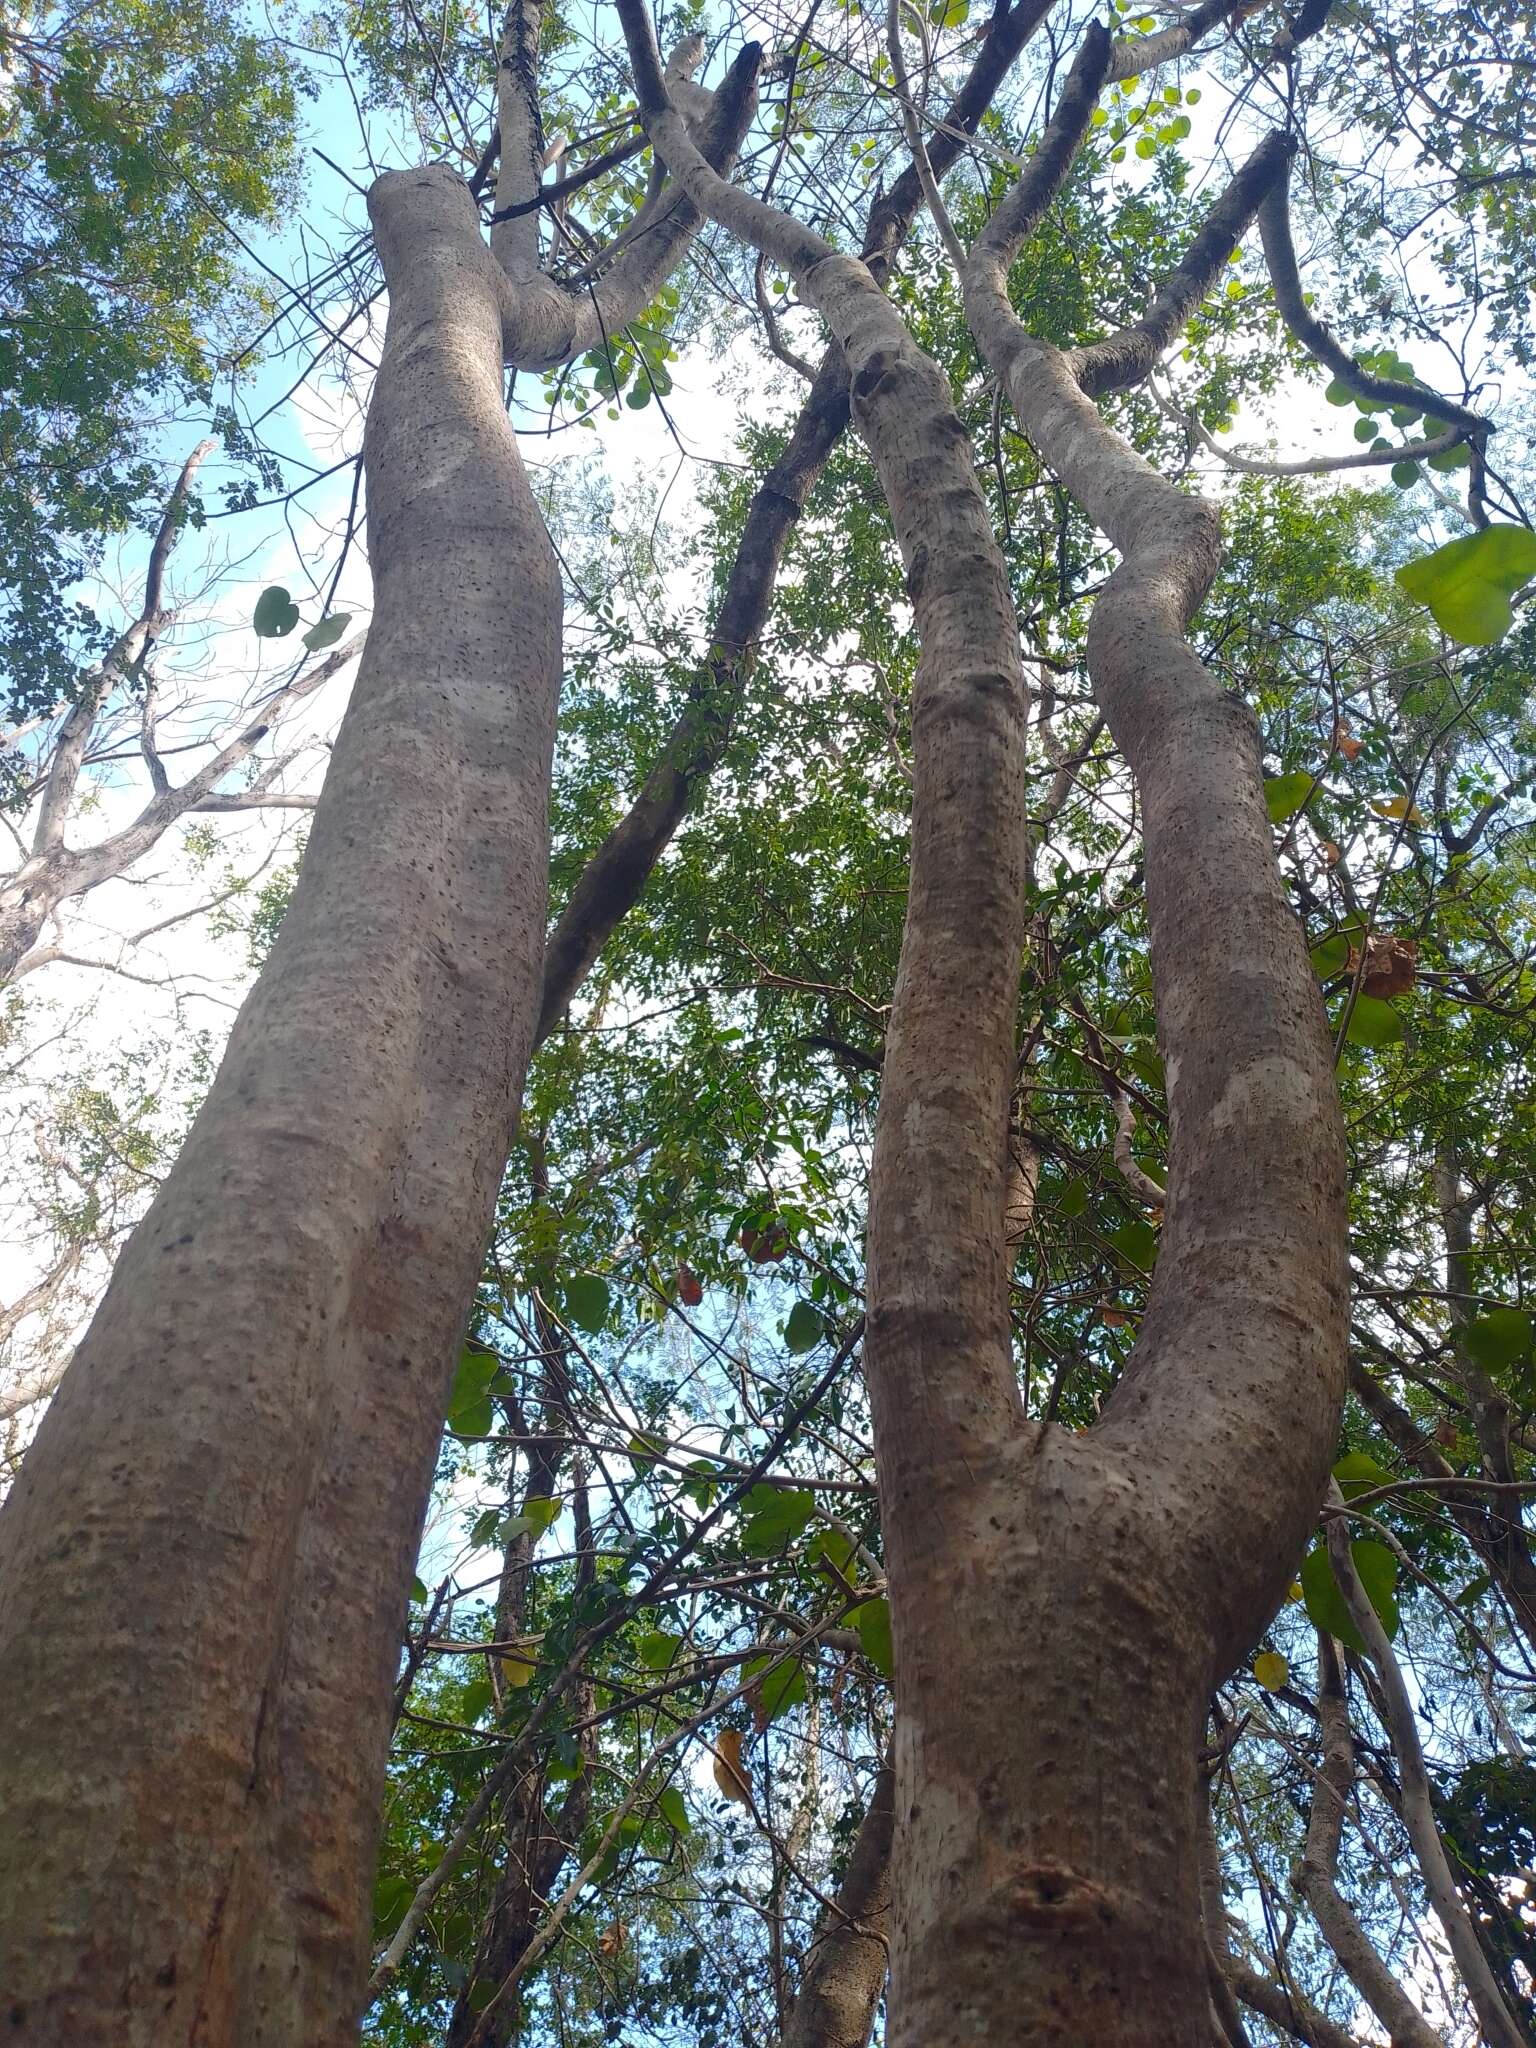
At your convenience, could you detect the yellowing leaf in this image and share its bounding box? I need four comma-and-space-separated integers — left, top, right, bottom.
1371, 794, 1426, 827
1252, 1651, 1289, 1692
712, 1727, 751, 1804
499, 1644, 538, 1689
1264, 770, 1315, 824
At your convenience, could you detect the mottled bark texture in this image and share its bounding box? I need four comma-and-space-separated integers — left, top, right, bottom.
619, 0, 1346, 2032
0, 55, 754, 2048
853, 25, 1349, 2040
0, 163, 562, 2048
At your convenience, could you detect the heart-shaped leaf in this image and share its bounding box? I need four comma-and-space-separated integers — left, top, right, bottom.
1264, 771, 1315, 824
1396, 524, 1536, 646
253, 585, 301, 638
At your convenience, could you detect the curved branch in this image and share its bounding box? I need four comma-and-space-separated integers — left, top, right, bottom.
1150, 375, 1465, 481
1290, 1629, 1447, 2048
1326, 1488, 1528, 2048
965, 60, 1349, 1675
1071, 133, 1296, 397
537, 0, 1051, 1039
1258, 160, 1486, 439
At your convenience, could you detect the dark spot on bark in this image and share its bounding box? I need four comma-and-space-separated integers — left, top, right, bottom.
8, 2003, 26, 2026
155, 1959, 177, 1986
905, 544, 930, 605
1008, 1863, 1117, 1931
162, 1232, 195, 1251
850, 348, 899, 405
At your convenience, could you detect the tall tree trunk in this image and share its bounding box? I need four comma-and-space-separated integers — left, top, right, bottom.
0, 26, 760, 2029
0, 170, 562, 2048
616, 8, 1346, 2035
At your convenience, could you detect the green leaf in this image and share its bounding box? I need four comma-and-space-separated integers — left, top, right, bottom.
1342, 995, 1405, 1048
373, 1871, 414, 1937
410, 1576, 429, 1604
638, 1629, 683, 1670
253, 584, 300, 638
745, 1651, 807, 1724
1427, 442, 1471, 472
1333, 1450, 1391, 1499
561, 1273, 611, 1333
1058, 1177, 1089, 1218
657, 1785, 690, 1835
1324, 378, 1355, 406
1463, 1308, 1535, 1371
453, 1396, 493, 1438
1390, 461, 1421, 490
852, 1597, 893, 1677
1109, 1219, 1159, 1271
1396, 524, 1536, 646
301, 611, 352, 652
1264, 771, 1314, 823
1134, 135, 1155, 159
808, 1526, 858, 1579
521, 1495, 560, 1534
784, 1300, 824, 1353
461, 1674, 494, 1723
1299, 1540, 1399, 1652
1309, 932, 1350, 978
739, 1484, 816, 1555
447, 1345, 497, 1435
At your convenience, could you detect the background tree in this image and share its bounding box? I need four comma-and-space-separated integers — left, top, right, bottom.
0, 0, 300, 723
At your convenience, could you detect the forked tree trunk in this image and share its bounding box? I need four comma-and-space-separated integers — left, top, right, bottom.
0, 171, 562, 2048
616, 14, 1350, 2042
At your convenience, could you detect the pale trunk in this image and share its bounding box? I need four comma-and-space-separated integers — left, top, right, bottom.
0, 171, 561, 2045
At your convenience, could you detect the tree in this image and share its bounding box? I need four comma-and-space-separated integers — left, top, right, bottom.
0, 439, 360, 985
2, 0, 1534, 2041
0, 0, 300, 722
